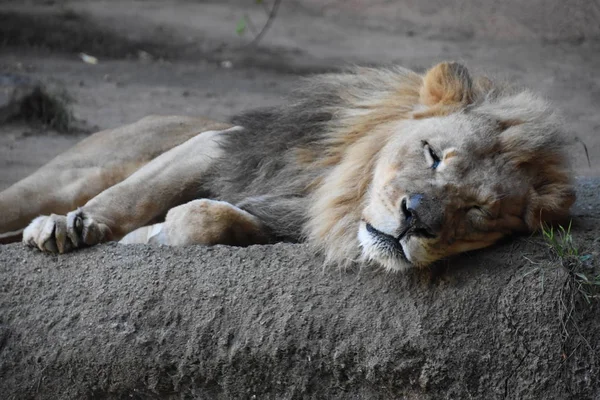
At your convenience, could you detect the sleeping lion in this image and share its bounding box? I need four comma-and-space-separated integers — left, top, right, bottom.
0, 62, 575, 271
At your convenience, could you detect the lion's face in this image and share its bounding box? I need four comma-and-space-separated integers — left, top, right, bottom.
357, 63, 575, 271
360, 114, 523, 270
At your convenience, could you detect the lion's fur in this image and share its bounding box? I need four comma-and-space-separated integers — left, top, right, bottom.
204, 67, 425, 260
7, 62, 576, 271
203, 62, 574, 270
0, 116, 231, 242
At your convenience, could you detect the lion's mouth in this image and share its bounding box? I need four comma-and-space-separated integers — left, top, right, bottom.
365, 223, 409, 262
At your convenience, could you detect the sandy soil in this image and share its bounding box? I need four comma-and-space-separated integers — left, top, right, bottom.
1, 178, 599, 398
1, 0, 599, 191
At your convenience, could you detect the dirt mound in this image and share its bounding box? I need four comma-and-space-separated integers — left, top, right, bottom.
0, 179, 598, 399
0, 74, 76, 133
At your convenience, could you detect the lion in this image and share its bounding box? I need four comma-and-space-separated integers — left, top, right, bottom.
0, 62, 575, 271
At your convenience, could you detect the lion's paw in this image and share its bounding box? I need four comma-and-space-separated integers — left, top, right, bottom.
23, 210, 111, 253
146, 199, 264, 247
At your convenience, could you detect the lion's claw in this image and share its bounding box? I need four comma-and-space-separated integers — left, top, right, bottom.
23, 210, 109, 253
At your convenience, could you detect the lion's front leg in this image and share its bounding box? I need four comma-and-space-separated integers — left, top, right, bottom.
122, 199, 271, 247
1, 116, 232, 244
23, 126, 239, 253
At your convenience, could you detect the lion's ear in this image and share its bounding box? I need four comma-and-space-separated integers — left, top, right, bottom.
420, 62, 475, 107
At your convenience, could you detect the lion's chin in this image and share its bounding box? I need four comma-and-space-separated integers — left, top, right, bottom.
357, 223, 413, 272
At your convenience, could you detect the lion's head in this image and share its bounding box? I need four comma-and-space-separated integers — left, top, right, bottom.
306, 62, 575, 271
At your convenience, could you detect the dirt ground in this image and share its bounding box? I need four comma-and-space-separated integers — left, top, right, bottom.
1, 0, 600, 191
1, 178, 599, 399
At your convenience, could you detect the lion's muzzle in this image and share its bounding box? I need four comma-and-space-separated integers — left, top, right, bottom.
401, 193, 443, 239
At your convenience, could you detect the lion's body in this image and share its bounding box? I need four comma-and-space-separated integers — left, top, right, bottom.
1, 63, 575, 271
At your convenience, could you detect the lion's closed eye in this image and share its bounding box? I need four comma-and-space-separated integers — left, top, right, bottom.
463, 205, 493, 222
468, 205, 489, 216
422, 141, 441, 169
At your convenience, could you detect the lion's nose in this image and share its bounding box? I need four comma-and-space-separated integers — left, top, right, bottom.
401, 194, 422, 223
400, 194, 440, 238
